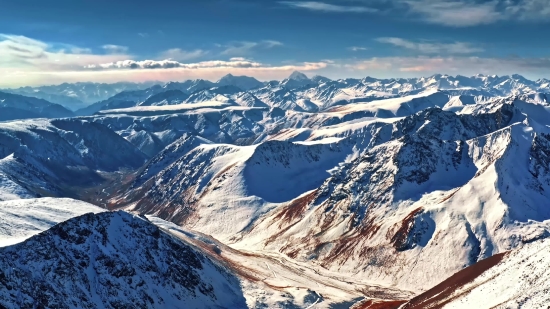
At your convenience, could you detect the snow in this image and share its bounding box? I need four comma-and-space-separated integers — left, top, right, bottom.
325, 90, 446, 117
148, 215, 413, 308
99, 100, 235, 114
0, 197, 105, 247
403, 238, 550, 308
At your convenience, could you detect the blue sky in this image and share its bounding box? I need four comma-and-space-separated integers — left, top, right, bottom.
0, 0, 549, 87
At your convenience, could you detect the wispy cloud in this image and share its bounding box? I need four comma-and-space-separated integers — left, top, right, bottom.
345, 56, 550, 76
404, 0, 550, 27
348, 46, 369, 52
70, 47, 92, 54
0, 34, 129, 71
279, 1, 378, 13
376, 37, 484, 54
102, 44, 129, 54
138, 32, 149, 38
159, 48, 207, 61
220, 40, 283, 56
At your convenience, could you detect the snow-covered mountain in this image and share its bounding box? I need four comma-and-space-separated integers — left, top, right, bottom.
71, 73, 550, 117
217, 73, 264, 90
92, 88, 550, 299
0, 118, 148, 201
0, 210, 248, 308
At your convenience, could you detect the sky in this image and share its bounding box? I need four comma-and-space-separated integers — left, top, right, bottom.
1, 0, 549, 87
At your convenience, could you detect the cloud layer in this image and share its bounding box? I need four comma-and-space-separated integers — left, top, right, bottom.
346, 56, 550, 76
376, 37, 484, 54
280, 1, 378, 13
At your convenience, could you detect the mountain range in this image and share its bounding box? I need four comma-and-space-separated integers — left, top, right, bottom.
0, 72, 549, 308
2, 81, 158, 110
2, 72, 549, 119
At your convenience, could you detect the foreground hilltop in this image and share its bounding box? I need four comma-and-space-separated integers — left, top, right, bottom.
0, 211, 247, 309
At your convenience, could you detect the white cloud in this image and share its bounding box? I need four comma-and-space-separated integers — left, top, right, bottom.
348, 46, 369, 51
280, 1, 378, 13
84, 59, 265, 70
345, 56, 550, 77
376, 37, 484, 54
138, 32, 149, 38
102, 44, 129, 54
220, 40, 283, 56
159, 48, 207, 61
70, 47, 92, 54
263, 40, 284, 48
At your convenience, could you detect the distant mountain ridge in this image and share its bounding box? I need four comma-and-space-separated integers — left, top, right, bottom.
6, 73, 548, 116
0, 91, 74, 121
2, 81, 158, 110
65, 72, 549, 116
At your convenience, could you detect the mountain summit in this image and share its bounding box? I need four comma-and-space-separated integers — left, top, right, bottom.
288, 71, 309, 81
216, 73, 263, 90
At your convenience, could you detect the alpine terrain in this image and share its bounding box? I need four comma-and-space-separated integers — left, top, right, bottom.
1, 72, 550, 308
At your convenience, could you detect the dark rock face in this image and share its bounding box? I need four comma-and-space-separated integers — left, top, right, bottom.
530, 133, 550, 181
0, 211, 247, 309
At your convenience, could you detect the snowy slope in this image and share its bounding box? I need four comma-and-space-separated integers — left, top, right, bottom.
150, 215, 414, 309
0, 197, 105, 247
90, 86, 550, 297
0, 211, 248, 309
401, 238, 550, 309
113, 139, 353, 241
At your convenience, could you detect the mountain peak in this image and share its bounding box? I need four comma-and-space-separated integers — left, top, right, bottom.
511, 73, 528, 81
288, 71, 309, 81
311, 75, 331, 84
216, 74, 263, 90
0, 211, 248, 308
